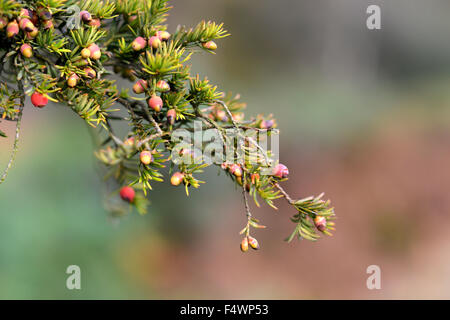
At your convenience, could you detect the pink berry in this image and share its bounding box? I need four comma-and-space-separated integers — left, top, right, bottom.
272, 163, 289, 179
148, 95, 163, 112
132, 36, 146, 51
148, 36, 161, 49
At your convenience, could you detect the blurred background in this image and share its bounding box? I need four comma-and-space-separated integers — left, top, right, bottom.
2, 0, 450, 299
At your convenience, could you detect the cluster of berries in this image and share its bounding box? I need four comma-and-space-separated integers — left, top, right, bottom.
3, 8, 104, 108
131, 30, 171, 51
132, 78, 177, 124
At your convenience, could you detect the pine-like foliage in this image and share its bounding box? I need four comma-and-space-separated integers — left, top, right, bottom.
0, 0, 336, 251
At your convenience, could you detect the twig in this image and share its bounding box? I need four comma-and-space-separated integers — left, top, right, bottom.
242, 173, 251, 219
0, 81, 25, 185
215, 99, 271, 166
274, 182, 295, 205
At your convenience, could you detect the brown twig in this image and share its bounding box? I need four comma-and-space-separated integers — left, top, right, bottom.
0, 81, 25, 185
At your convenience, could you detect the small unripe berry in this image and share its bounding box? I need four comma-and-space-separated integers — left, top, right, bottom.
232, 112, 244, 122
122, 68, 135, 80
119, 186, 135, 203
170, 172, 184, 186
259, 119, 275, 129
19, 18, 34, 32
251, 173, 260, 185
240, 237, 249, 252
148, 95, 163, 112
166, 109, 176, 125
132, 80, 148, 94
124, 137, 135, 146
80, 10, 92, 22
31, 91, 48, 108
148, 36, 161, 49
132, 36, 147, 51
229, 164, 243, 177
19, 9, 31, 19
0, 16, 8, 29
127, 15, 137, 23
314, 216, 327, 232
247, 236, 259, 250
81, 48, 91, 59
139, 150, 153, 165
77, 58, 89, 66
20, 44, 32, 58
42, 19, 54, 30
38, 10, 52, 21
67, 73, 79, 87
87, 43, 101, 60
83, 67, 96, 78
27, 27, 38, 38
272, 163, 289, 179
156, 80, 170, 92
6, 20, 19, 38
156, 30, 171, 41
202, 40, 217, 50
215, 109, 228, 122
89, 18, 101, 28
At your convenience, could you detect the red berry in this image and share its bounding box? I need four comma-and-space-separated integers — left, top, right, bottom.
314, 216, 327, 232
31, 92, 48, 108
148, 95, 163, 112
119, 186, 135, 203
272, 163, 289, 179
170, 172, 184, 186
